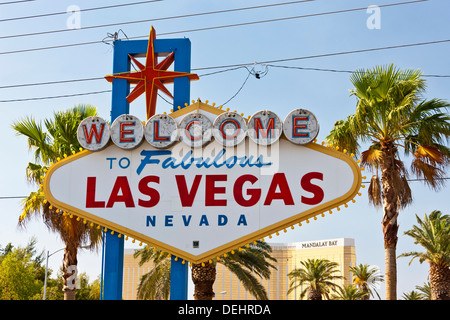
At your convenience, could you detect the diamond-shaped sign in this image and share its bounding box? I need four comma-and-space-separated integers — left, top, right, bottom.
43, 102, 362, 264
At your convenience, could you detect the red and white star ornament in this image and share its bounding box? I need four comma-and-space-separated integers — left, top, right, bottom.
105, 26, 199, 119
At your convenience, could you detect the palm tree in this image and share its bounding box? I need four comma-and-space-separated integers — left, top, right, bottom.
326, 64, 450, 299
192, 241, 277, 300
12, 105, 103, 300
134, 247, 171, 300
331, 284, 367, 300
134, 240, 277, 300
399, 210, 450, 300
402, 290, 424, 300
349, 264, 384, 299
288, 258, 344, 300
415, 282, 431, 300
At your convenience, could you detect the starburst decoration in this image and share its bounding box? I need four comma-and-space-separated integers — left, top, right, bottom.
105, 26, 199, 119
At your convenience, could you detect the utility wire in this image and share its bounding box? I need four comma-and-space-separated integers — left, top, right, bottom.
156, 0, 427, 37
0, 77, 104, 89
1, 39, 450, 102
0, 0, 33, 5
0, 0, 428, 55
361, 178, 450, 184
193, 39, 450, 71
0, 0, 313, 39
0, 0, 162, 23
0, 90, 111, 102
2, 62, 449, 90
266, 64, 450, 78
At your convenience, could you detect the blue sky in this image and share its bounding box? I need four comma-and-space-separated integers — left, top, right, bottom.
0, 0, 449, 299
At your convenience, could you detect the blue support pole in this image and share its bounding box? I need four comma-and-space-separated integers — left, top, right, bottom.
170, 256, 189, 300
101, 37, 192, 300
102, 40, 129, 300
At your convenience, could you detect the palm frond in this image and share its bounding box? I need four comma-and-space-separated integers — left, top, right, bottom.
325, 116, 360, 155
368, 175, 382, 207
11, 116, 55, 163
411, 155, 447, 191
136, 260, 171, 300
288, 258, 343, 300
399, 211, 450, 266
360, 144, 382, 168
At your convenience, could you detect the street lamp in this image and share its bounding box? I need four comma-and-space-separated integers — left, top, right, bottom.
42, 245, 90, 300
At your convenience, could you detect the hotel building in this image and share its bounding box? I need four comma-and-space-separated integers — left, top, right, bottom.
122, 238, 356, 300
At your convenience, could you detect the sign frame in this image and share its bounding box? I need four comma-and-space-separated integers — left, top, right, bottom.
43, 103, 363, 264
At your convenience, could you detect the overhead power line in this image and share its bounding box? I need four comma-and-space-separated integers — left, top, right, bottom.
0, 0, 33, 5
0, 77, 104, 89
0, 0, 427, 55
156, 0, 427, 37
1, 61, 449, 91
0, 0, 312, 38
0, 39, 449, 102
192, 39, 450, 71
0, 90, 111, 102
0, 0, 163, 23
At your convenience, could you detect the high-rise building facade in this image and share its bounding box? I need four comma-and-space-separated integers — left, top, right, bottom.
122, 238, 356, 300
214, 238, 356, 300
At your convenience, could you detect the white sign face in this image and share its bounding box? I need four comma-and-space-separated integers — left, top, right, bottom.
44, 138, 361, 263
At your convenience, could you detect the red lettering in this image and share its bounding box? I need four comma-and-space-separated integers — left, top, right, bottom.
219, 118, 240, 140
82, 123, 105, 144
301, 172, 324, 205
233, 174, 261, 207
205, 175, 227, 206
153, 121, 170, 141
86, 177, 105, 208
292, 116, 309, 138
176, 175, 202, 207
138, 176, 160, 208
119, 121, 135, 143
184, 120, 202, 141
264, 173, 294, 205
106, 176, 135, 208
254, 117, 275, 139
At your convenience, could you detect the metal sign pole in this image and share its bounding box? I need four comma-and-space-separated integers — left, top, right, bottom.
102, 36, 192, 300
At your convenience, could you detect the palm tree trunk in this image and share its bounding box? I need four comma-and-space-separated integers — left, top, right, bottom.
62, 243, 78, 300
191, 263, 216, 300
429, 263, 450, 300
360, 283, 370, 300
380, 141, 399, 300
308, 286, 322, 300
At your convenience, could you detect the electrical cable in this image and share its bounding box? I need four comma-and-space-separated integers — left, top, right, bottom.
266, 64, 450, 78
0, 0, 428, 55
0, 0, 162, 23
1, 61, 448, 91
1, 38, 449, 102
0, 90, 111, 102
156, 0, 427, 37
222, 68, 253, 106
0, 0, 313, 39
192, 39, 450, 71
0, 66, 249, 102
0, 0, 33, 5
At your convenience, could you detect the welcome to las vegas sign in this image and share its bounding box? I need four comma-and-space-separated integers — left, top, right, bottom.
43, 100, 362, 264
